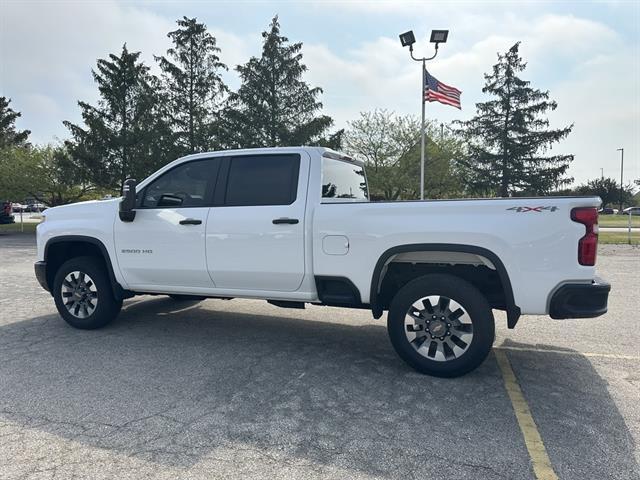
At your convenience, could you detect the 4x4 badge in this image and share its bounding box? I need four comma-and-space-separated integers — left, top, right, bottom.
507, 206, 558, 212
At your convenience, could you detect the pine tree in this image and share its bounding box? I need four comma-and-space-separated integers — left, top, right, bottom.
0, 97, 31, 148
156, 17, 227, 155
64, 44, 166, 190
226, 16, 335, 148
456, 42, 573, 196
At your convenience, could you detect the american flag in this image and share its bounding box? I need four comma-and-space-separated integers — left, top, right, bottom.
424, 70, 462, 109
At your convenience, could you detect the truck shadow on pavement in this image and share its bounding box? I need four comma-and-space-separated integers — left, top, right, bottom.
0, 297, 637, 479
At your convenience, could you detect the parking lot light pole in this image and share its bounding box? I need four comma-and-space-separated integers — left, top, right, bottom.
399, 29, 449, 200
617, 148, 624, 212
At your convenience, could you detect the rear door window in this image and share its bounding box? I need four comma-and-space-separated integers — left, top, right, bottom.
224, 154, 300, 206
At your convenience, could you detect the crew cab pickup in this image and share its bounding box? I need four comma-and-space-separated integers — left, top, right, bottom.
34, 147, 610, 377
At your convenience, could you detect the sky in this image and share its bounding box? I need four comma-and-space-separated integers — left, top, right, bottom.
1, 0, 638, 186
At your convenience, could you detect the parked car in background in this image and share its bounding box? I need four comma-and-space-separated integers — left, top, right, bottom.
1, 201, 15, 224
622, 206, 640, 216
25, 203, 45, 213
11, 203, 26, 213
598, 207, 618, 215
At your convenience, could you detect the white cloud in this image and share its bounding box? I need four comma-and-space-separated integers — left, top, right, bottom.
1, 0, 176, 142
0, 0, 254, 141
210, 29, 262, 89
552, 51, 640, 182
301, 13, 639, 184
0, 2, 637, 185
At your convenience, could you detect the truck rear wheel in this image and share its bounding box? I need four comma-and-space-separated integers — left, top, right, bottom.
387, 274, 495, 377
53, 256, 122, 330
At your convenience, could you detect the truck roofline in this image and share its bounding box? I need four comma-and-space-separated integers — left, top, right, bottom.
135, 146, 363, 191
175, 146, 349, 162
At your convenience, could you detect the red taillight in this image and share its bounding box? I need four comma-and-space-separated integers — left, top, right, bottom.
571, 207, 598, 266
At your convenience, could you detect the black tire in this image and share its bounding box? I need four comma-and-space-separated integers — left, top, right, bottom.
168, 294, 207, 302
53, 256, 122, 330
387, 274, 495, 378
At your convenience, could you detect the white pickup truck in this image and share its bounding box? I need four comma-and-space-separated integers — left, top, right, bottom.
35, 147, 610, 377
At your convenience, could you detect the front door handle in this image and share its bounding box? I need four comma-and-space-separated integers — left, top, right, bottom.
272, 218, 299, 225
179, 218, 202, 225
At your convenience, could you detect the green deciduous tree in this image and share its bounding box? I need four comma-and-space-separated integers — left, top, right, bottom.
64, 44, 168, 191
575, 177, 634, 209
0, 145, 94, 206
0, 97, 30, 148
226, 16, 336, 148
156, 17, 227, 156
456, 42, 573, 196
344, 110, 464, 200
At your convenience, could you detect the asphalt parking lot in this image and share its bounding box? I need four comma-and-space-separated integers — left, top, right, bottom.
0, 234, 638, 480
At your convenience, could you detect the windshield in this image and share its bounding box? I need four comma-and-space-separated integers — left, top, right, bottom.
321, 158, 368, 202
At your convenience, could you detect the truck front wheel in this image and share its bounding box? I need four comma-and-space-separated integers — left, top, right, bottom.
387, 274, 495, 377
53, 256, 122, 329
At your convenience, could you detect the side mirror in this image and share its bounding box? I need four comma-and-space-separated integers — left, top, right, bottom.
119, 178, 137, 222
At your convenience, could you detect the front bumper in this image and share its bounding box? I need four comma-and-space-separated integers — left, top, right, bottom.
549, 277, 610, 319
34, 261, 49, 292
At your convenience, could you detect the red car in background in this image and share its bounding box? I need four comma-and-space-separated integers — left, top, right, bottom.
1, 201, 15, 224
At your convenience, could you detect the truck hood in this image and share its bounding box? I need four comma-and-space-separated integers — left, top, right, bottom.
43, 198, 121, 220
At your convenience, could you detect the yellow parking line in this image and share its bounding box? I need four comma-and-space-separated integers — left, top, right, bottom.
496, 346, 639, 361
495, 350, 559, 480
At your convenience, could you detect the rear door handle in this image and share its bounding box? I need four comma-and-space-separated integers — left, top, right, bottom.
179, 218, 202, 225
272, 218, 299, 225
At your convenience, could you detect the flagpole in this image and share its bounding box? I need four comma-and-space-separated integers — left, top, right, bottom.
420, 61, 426, 200
409, 43, 439, 200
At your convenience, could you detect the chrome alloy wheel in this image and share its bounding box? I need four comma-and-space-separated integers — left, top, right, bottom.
404, 295, 474, 362
61, 271, 98, 319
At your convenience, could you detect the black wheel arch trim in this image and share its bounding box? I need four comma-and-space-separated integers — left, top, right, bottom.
369, 243, 521, 328
44, 235, 128, 300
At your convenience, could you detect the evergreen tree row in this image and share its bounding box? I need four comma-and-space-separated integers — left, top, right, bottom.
64, 16, 340, 190
3, 31, 593, 202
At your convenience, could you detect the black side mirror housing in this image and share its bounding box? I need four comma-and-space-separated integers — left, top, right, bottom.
119, 178, 137, 222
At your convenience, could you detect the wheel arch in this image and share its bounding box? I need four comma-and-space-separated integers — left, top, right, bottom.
370, 243, 521, 328
44, 235, 126, 300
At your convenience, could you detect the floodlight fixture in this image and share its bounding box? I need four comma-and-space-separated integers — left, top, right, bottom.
430, 30, 449, 44
399, 31, 416, 48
